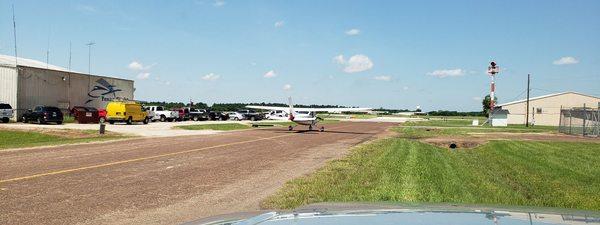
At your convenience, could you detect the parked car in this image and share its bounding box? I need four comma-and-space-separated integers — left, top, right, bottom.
70, 106, 100, 124
0, 103, 13, 123
265, 110, 288, 120
145, 106, 179, 122
208, 111, 229, 121
173, 108, 188, 121
228, 111, 244, 121
237, 109, 263, 121
106, 101, 149, 124
21, 106, 64, 124
186, 107, 208, 121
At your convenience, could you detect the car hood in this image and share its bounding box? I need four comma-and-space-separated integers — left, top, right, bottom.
184, 203, 600, 225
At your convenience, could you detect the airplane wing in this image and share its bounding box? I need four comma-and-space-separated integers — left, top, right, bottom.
246, 105, 372, 113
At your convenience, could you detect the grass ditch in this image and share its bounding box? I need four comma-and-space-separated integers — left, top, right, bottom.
262, 122, 600, 211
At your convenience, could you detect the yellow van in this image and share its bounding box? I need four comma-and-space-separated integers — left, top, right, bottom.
106, 101, 149, 124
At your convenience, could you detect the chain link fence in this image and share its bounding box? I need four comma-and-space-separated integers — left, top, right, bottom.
559, 103, 600, 137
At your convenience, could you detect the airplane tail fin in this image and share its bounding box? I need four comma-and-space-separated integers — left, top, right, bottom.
288, 97, 295, 120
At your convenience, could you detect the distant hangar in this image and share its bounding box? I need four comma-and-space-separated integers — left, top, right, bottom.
498, 91, 600, 126
0, 54, 134, 121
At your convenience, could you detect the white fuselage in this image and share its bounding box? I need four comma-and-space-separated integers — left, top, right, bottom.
290, 111, 318, 126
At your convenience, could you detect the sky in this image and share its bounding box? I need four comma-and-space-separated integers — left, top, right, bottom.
1, 0, 599, 111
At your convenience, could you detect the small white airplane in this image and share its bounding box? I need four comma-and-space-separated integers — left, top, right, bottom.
246, 98, 372, 131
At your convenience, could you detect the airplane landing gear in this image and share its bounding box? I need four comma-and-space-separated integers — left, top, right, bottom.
320, 126, 325, 132
288, 125, 293, 131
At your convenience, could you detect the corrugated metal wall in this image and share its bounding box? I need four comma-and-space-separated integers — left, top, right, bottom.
16, 66, 134, 118
0, 65, 18, 120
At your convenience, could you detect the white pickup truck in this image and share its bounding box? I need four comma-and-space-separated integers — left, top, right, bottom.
145, 106, 179, 122
0, 103, 14, 123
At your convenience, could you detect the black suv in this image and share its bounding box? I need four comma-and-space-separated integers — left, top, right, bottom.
237, 109, 263, 121
22, 106, 64, 124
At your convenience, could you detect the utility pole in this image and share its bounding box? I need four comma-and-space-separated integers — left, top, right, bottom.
86, 42, 95, 75
68, 41, 72, 71
526, 74, 530, 127
12, 5, 18, 66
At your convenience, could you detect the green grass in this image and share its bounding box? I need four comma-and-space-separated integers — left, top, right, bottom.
175, 123, 251, 131
63, 116, 76, 123
0, 129, 126, 150
262, 138, 600, 211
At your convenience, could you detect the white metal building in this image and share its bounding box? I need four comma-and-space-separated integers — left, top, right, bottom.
498, 92, 600, 126
0, 54, 134, 121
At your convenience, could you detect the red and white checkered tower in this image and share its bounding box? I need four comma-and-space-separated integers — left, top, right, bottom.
487, 61, 500, 113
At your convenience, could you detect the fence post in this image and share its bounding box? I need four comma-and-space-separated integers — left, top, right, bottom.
582, 103, 586, 136
569, 109, 572, 135
558, 105, 562, 133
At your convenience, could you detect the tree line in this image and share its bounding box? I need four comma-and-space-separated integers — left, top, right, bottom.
142, 95, 496, 116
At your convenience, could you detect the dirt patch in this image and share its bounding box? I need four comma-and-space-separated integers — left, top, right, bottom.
422, 137, 488, 149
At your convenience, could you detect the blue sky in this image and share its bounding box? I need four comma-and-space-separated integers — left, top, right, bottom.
1, 0, 599, 111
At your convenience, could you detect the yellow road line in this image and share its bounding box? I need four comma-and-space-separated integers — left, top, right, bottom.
0, 133, 295, 184
0, 123, 355, 184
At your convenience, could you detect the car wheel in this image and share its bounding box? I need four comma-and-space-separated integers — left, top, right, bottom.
57, 121, 63, 125
22, 116, 28, 123
2, 117, 9, 123
37, 118, 44, 124
109, 121, 115, 124
143, 117, 149, 124
160, 115, 166, 122
126, 117, 133, 125
250, 116, 256, 121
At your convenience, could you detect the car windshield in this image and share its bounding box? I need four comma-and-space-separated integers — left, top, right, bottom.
44, 107, 61, 112
0, 104, 12, 109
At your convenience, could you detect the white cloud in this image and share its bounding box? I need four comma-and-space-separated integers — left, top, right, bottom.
345, 29, 360, 36
427, 69, 465, 78
374, 75, 391, 81
553, 56, 579, 65
473, 96, 482, 101
128, 61, 144, 71
403, 86, 409, 91
201, 73, 221, 81
333, 55, 345, 64
213, 0, 225, 7
164, 81, 171, 86
264, 70, 277, 78
274, 21, 285, 28
76, 4, 96, 13
136, 72, 150, 80
333, 54, 374, 73
283, 84, 292, 91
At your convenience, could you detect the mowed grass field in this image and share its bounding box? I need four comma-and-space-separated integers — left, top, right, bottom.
0, 129, 126, 150
262, 120, 600, 211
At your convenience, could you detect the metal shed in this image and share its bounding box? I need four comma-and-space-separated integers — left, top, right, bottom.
0, 55, 135, 121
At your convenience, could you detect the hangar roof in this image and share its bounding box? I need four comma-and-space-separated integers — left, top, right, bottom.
0, 54, 72, 72
497, 91, 600, 107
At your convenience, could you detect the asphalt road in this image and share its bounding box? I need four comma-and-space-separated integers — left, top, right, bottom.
0, 121, 396, 225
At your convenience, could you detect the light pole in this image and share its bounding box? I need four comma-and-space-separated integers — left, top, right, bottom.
86, 42, 95, 75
